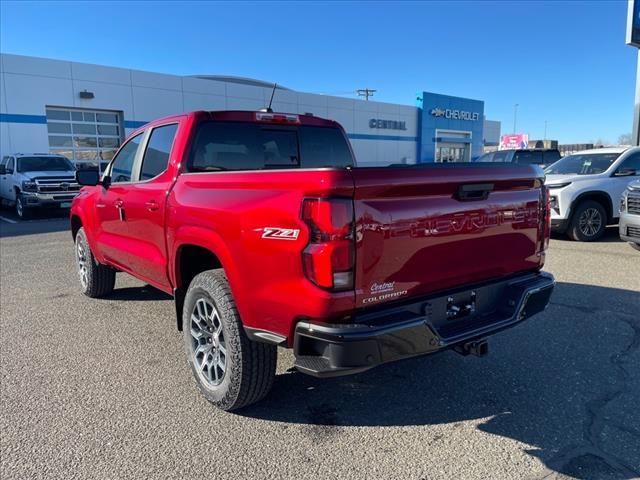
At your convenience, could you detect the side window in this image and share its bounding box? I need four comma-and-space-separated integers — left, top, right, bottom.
1, 156, 8, 167
110, 134, 142, 183
6, 158, 15, 174
514, 151, 543, 164
615, 153, 640, 176
492, 151, 509, 162
140, 124, 179, 180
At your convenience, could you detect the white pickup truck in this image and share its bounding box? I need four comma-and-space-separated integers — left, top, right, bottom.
544, 147, 640, 241
0, 153, 80, 219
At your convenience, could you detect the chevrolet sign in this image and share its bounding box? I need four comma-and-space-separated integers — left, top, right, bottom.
430, 108, 479, 121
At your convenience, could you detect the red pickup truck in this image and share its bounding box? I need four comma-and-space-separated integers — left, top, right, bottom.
71, 110, 555, 411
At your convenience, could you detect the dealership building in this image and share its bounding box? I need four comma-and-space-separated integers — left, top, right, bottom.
0, 53, 500, 167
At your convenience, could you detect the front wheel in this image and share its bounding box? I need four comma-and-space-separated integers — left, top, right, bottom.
630, 242, 640, 252
15, 194, 31, 220
568, 200, 606, 242
75, 227, 116, 297
183, 269, 276, 411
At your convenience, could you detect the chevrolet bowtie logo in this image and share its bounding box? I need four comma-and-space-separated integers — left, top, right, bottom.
430, 108, 445, 117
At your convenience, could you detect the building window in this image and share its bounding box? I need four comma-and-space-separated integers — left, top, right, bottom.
46, 107, 123, 172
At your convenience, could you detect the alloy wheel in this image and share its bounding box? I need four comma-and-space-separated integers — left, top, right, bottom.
578, 207, 602, 237
189, 298, 227, 387
76, 240, 89, 289
16, 197, 23, 218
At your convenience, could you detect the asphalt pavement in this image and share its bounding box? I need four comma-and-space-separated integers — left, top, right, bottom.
1, 212, 639, 480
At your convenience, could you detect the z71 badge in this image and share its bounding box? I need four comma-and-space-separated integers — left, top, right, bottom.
262, 227, 300, 240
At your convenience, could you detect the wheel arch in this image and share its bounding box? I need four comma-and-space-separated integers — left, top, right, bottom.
71, 215, 82, 240
173, 240, 232, 331
570, 190, 614, 223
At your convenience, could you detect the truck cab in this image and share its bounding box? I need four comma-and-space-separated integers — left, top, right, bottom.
0, 153, 80, 219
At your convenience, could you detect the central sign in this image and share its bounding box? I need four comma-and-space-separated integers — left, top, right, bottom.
430, 107, 479, 121
369, 119, 407, 130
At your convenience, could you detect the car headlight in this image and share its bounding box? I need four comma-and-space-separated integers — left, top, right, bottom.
547, 181, 572, 189
620, 190, 629, 213
21, 180, 37, 192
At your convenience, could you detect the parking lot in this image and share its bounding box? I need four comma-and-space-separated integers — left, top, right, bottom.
0, 213, 638, 480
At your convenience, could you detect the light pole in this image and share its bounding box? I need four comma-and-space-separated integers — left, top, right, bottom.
544, 120, 548, 141
513, 104, 519, 134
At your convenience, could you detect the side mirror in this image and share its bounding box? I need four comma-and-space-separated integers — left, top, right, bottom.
0, 165, 6, 175
615, 168, 636, 177
76, 169, 100, 186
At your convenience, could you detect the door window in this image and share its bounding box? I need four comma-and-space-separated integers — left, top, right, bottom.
6, 158, 15, 174
140, 124, 179, 180
109, 134, 142, 183
615, 153, 640, 176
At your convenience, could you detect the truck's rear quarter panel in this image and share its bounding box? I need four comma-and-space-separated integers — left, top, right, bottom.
351, 165, 545, 307
167, 169, 356, 341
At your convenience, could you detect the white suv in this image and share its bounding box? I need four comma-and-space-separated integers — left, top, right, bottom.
544, 147, 640, 241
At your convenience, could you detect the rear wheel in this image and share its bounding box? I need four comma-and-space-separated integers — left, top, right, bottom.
75, 227, 116, 297
183, 269, 276, 411
568, 200, 606, 242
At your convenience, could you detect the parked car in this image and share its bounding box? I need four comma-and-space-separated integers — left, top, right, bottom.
619, 178, 640, 251
476, 148, 561, 167
0, 153, 80, 219
543, 147, 640, 241
71, 110, 555, 411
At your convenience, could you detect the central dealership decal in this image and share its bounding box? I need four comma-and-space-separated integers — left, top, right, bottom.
430, 107, 479, 121
363, 281, 408, 304
369, 118, 407, 130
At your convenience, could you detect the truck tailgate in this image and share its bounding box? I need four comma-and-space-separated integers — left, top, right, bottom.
350, 165, 545, 307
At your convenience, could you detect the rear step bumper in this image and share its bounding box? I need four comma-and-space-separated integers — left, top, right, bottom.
293, 271, 555, 377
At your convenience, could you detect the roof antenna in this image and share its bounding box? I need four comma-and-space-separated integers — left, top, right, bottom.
262, 83, 277, 113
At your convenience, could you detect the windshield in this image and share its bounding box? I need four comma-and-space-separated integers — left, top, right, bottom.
17, 156, 74, 173
544, 152, 621, 175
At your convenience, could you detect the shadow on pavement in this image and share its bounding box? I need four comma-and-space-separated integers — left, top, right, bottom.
551, 226, 622, 243
0, 208, 70, 238
103, 285, 173, 302
240, 282, 640, 479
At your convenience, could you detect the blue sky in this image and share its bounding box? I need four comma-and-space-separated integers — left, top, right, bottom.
0, 0, 635, 143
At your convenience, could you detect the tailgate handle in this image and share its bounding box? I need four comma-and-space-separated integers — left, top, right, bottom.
455, 183, 494, 201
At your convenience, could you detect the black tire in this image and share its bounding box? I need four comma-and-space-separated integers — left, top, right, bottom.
568, 200, 607, 242
15, 194, 31, 220
75, 227, 116, 297
630, 242, 640, 252
183, 269, 276, 411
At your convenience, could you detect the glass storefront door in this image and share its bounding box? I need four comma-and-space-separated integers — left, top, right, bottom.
436, 143, 469, 162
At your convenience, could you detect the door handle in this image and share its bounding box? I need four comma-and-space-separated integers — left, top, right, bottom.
114, 198, 124, 208
145, 200, 159, 211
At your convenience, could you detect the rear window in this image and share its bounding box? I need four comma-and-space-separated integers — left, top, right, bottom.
188, 122, 353, 171
514, 150, 543, 165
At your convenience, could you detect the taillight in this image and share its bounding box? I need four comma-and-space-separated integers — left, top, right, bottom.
255, 112, 300, 123
543, 186, 551, 251
302, 198, 355, 291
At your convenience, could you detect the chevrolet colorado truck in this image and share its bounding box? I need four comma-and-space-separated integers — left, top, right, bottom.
71, 110, 555, 411
0, 153, 79, 219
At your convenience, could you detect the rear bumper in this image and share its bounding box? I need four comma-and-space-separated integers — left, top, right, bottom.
293, 271, 555, 377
